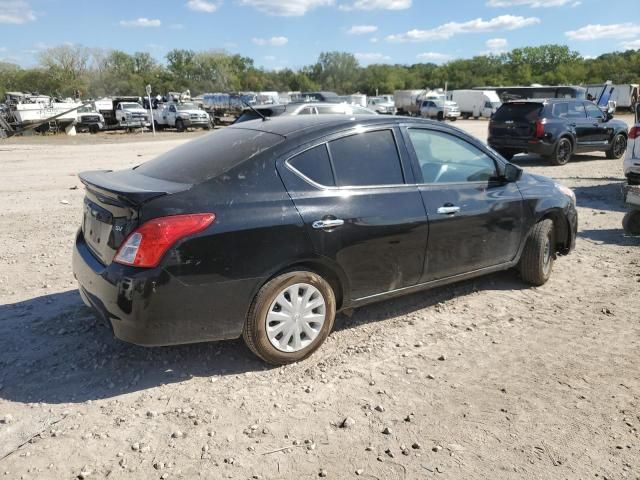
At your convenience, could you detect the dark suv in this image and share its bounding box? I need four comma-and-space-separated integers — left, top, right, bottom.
73, 116, 577, 365
488, 99, 628, 165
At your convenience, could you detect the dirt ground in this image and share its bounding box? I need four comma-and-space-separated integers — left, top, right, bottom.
0, 118, 638, 480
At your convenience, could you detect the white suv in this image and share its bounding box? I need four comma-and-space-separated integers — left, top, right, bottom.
624, 114, 640, 185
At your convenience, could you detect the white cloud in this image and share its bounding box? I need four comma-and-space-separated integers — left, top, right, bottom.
621, 39, 640, 50
370, 37, 379, 43
340, 0, 411, 10
487, 0, 573, 6
348, 25, 378, 35
485, 37, 508, 53
416, 52, 451, 62
566, 23, 639, 40
0, 0, 36, 24
252, 36, 289, 46
355, 52, 391, 63
119, 18, 161, 27
387, 15, 540, 42
187, 0, 220, 12
236, 0, 334, 16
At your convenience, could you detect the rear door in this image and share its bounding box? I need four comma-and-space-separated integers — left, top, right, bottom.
402, 126, 524, 281
551, 102, 591, 146
278, 127, 429, 300
584, 102, 610, 144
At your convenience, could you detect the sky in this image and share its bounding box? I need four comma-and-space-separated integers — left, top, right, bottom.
0, 0, 638, 69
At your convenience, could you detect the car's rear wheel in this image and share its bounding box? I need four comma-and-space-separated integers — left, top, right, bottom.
622, 211, 640, 235
176, 118, 185, 132
519, 219, 555, 286
547, 137, 572, 166
606, 133, 627, 159
437, 111, 444, 121
243, 271, 336, 365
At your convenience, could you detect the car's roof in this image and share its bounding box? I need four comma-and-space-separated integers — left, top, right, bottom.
505, 98, 585, 104
228, 114, 443, 139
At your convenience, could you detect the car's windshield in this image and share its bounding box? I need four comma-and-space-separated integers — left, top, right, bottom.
121, 103, 141, 109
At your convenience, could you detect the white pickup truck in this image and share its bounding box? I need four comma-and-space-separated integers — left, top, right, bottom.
152, 102, 211, 132
114, 101, 150, 129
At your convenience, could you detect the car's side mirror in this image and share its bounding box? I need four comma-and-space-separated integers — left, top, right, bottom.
503, 163, 523, 183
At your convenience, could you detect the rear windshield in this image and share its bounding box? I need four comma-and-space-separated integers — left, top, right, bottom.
135, 127, 284, 183
493, 102, 543, 122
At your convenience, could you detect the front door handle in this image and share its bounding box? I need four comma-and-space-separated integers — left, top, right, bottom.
437, 205, 460, 215
312, 219, 345, 229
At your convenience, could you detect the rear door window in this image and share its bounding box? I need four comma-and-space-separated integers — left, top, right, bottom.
288, 144, 335, 187
328, 130, 404, 187
493, 103, 542, 122
567, 102, 586, 118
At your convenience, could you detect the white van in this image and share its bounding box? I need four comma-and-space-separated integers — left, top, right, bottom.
448, 90, 501, 119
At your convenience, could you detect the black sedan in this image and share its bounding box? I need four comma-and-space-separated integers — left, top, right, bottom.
73, 115, 577, 365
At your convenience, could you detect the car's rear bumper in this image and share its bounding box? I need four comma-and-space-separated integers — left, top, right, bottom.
72, 230, 262, 346
488, 137, 555, 156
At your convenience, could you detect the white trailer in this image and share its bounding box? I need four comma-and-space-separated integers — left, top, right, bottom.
585, 83, 639, 112
394, 90, 428, 116
447, 90, 501, 119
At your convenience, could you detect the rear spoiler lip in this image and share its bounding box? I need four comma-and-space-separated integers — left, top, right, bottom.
78, 169, 192, 207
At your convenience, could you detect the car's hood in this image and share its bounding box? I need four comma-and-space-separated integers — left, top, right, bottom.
125, 108, 148, 114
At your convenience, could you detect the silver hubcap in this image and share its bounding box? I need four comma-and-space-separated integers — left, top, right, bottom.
266, 283, 326, 353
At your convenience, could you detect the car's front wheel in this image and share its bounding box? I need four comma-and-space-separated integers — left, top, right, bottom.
519, 219, 555, 286
243, 271, 336, 365
606, 133, 627, 159
622, 211, 640, 235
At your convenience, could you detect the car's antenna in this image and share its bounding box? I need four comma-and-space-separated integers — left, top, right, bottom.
241, 99, 269, 121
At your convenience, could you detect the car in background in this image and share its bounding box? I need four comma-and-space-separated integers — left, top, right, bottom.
489, 99, 628, 165
367, 96, 397, 115
76, 105, 105, 133
419, 98, 460, 121
73, 115, 577, 365
234, 102, 377, 123
624, 105, 640, 184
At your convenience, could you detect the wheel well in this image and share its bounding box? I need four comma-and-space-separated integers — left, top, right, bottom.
540, 210, 570, 253
559, 134, 575, 149
268, 261, 345, 310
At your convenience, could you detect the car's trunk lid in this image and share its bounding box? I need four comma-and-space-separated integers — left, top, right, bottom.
490, 102, 543, 138
79, 170, 191, 265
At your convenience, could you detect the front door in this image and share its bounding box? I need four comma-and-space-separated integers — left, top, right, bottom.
403, 127, 524, 282
277, 127, 429, 300
584, 102, 609, 144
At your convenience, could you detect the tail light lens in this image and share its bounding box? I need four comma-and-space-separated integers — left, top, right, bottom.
534, 119, 545, 138
114, 213, 215, 268
630, 126, 639, 140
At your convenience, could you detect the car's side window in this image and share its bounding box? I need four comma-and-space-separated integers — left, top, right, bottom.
328, 130, 404, 187
298, 107, 315, 115
289, 144, 335, 187
316, 105, 344, 114
408, 129, 498, 184
567, 102, 586, 118
552, 102, 569, 118
585, 103, 604, 120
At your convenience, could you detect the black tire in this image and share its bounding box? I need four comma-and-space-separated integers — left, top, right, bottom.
606, 133, 627, 159
436, 111, 444, 121
462, 113, 470, 120
176, 118, 185, 132
622, 211, 640, 235
243, 270, 336, 365
519, 219, 555, 286
153, 120, 164, 131
547, 137, 572, 166
627, 176, 640, 186
449, 117, 457, 122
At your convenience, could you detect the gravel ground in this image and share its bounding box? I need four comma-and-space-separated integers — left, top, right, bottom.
0, 118, 639, 480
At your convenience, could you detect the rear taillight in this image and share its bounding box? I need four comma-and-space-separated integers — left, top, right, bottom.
630, 126, 639, 140
534, 119, 545, 138
114, 213, 215, 268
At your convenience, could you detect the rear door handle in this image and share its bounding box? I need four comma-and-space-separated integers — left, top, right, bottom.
312, 219, 345, 229
437, 206, 460, 215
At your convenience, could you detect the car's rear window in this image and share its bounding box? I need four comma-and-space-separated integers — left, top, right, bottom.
135, 127, 284, 184
493, 103, 543, 123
